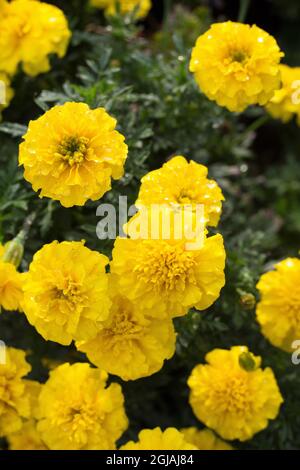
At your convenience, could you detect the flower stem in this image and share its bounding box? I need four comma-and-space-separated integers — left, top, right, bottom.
239, 114, 270, 143
238, 0, 250, 23
245, 114, 270, 134
21, 212, 37, 242
163, 0, 172, 31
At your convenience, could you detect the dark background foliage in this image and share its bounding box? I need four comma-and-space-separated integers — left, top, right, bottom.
0, 0, 300, 450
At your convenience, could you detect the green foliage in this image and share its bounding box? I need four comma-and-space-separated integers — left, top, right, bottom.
1, 0, 300, 450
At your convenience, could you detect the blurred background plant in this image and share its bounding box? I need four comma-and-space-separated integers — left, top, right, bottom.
0, 0, 300, 450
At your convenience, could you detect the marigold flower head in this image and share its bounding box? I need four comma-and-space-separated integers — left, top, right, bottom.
190, 21, 283, 112
188, 346, 283, 441
0, 347, 31, 436
76, 277, 176, 381
120, 427, 197, 450
136, 156, 224, 227
111, 216, 225, 318
19, 102, 128, 207
37, 362, 128, 450
22, 241, 111, 345
0, 0, 71, 77
7, 419, 47, 450
91, 0, 151, 19
181, 427, 233, 450
266, 64, 300, 124
0, 260, 24, 311
256, 257, 300, 352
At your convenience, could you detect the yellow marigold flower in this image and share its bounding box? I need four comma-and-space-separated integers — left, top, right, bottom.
256, 257, 300, 352
76, 278, 176, 381
181, 427, 233, 450
190, 21, 283, 112
136, 156, 224, 227
111, 222, 225, 318
7, 419, 47, 450
188, 346, 283, 441
0, 0, 71, 76
91, 0, 151, 19
0, 261, 24, 311
0, 72, 14, 116
37, 363, 128, 450
22, 241, 111, 345
266, 64, 300, 124
0, 347, 31, 436
120, 427, 197, 450
19, 102, 128, 207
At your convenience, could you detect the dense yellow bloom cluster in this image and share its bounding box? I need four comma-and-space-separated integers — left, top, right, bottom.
181, 427, 233, 450
136, 156, 224, 227
0, 347, 31, 436
91, 0, 151, 19
188, 346, 283, 441
22, 241, 111, 345
121, 427, 197, 450
190, 21, 283, 112
256, 257, 300, 351
266, 64, 300, 124
36, 363, 128, 450
19, 102, 128, 207
77, 277, 176, 381
0, 0, 71, 77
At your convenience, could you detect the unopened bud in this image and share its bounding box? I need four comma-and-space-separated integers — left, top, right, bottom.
239, 293, 256, 310
2, 231, 25, 268
239, 352, 257, 372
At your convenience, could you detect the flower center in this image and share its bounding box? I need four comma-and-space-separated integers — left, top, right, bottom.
231, 50, 247, 63
134, 243, 196, 291
46, 278, 89, 323
13, 17, 32, 39
56, 136, 89, 166
111, 313, 143, 337
177, 189, 195, 204
104, 299, 145, 341
53, 280, 82, 303
52, 400, 100, 445
212, 374, 251, 414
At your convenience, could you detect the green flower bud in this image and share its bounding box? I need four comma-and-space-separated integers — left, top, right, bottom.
2, 231, 25, 268
239, 352, 257, 371
239, 293, 256, 310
